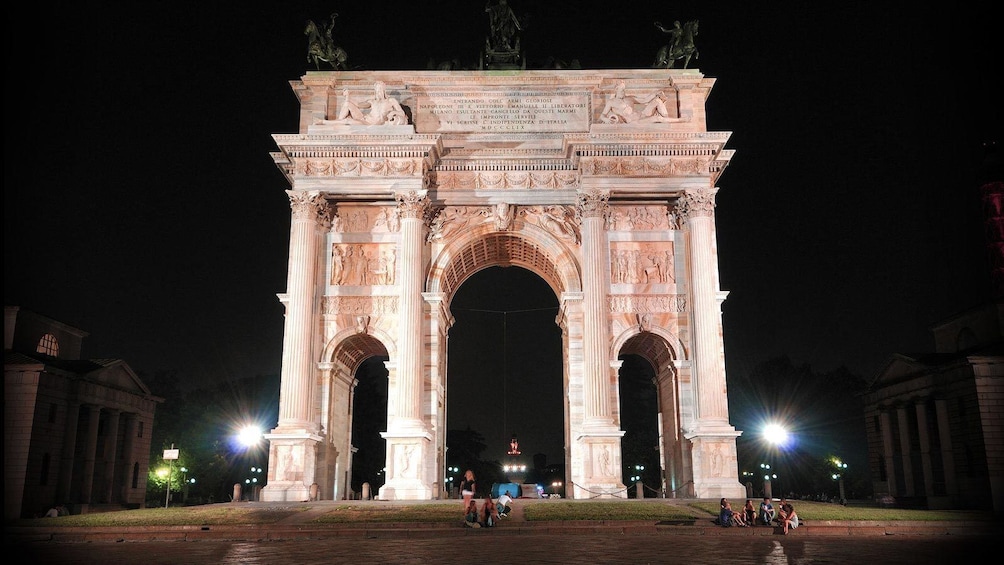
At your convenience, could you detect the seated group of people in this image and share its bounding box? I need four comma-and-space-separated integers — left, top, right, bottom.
464, 490, 514, 528
719, 497, 799, 533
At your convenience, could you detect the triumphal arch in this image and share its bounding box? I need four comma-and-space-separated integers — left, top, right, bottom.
262, 68, 745, 502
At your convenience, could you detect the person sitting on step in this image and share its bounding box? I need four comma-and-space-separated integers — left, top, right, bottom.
482, 495, 501, 527
464, 497, 481, 527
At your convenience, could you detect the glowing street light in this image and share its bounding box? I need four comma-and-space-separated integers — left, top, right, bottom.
760, 422, 790, 498
830, 457, 849, 504
760, 462, 777, 498
762, 423, 790, 448
237, 425, 263, 447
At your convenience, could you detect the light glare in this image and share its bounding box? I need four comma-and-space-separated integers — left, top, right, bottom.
763, 423, 789, 447
237, 426, 263, 447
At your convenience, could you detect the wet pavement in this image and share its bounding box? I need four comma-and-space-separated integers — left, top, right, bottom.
12, 532, 992, 564
7, 499, 999, 563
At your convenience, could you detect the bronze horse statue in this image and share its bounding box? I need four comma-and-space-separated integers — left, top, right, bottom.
305, 13, 348, 70
652, 20, 699, 69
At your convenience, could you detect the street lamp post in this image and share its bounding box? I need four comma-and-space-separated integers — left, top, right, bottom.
760, 463, 777, 499
551, 480, 563, 498
445, 466, 460, 498
245, 466, 263, 501
630, 465, 645, 498
741, 471, 754, 498
761, 422, 789, 499
162, 444, 179, 508
830, 458, 848, 504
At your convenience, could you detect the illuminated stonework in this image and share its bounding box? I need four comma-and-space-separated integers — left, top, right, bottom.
265, 69, 742, 503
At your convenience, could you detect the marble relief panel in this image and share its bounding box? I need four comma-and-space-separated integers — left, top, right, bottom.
607, 205, 677, 231
331, 205, 400, 233
331, 243, 397, 286
610, 242, 675, 285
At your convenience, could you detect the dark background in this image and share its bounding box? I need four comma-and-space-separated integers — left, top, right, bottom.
5, 2, 997, 488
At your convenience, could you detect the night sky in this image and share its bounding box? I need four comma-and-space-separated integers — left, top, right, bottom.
6, 2, 997, 468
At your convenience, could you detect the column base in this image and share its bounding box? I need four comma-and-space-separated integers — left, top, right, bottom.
571, 481, 628, 499
260, 482, 312, 503
378, 480, 433, 501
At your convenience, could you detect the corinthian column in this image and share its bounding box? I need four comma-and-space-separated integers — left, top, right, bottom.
578, 189, 615, 427
391, 189, 429, 430
679, 188, 729, 424
277, 190, 329, 431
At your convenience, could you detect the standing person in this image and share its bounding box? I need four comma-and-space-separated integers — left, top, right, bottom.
460, 469, 477, 508
780, 499, 799, 534
758, 497, 776, 525
496, 489, 514, 517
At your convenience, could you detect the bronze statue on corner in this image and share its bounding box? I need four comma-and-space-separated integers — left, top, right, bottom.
652, 20, 699, 69
305, 13, 348, 70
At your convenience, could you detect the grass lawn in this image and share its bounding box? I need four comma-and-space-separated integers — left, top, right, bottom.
10, 499, 992, 528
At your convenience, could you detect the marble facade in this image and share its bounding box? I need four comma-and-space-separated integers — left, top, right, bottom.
263, 69, 745, 502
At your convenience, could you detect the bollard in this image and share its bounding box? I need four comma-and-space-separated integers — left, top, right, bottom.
233, 483, 242, 502
635, 481, 644, 498
309, 483, 319, 501
361, 482, 371, 500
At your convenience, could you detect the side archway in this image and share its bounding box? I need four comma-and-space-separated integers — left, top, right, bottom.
615, 328, 691, 497
316, 328, 393, 501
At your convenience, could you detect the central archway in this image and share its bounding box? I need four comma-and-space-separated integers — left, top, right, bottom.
446, 265, 563, 490
427, 223, 580, 494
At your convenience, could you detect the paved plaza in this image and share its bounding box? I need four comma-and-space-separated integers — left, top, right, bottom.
15, 532, 991, 564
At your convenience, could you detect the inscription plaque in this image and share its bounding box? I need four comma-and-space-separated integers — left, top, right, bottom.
414, 90, 590, 133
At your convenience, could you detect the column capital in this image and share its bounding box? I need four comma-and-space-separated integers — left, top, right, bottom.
394, 190, 430, 219
576, 189, 609, 218
679, 187, 719, 220
286, 190, 332, 226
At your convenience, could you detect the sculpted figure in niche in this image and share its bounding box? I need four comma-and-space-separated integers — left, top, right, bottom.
399, 445, 417, 478
493, 203, 514, 231
535, 205, 579, 243
323, 81, 408, 126
598, 445, 612, 476
280, 447, 300, 481
374, 207, 400, 232
600, 81, 685, 124
428, 206, 478, 241
331, 245, 345, 285
381, 249, 397, 284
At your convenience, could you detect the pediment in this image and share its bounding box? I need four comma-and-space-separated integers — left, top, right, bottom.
868, 353, 924, 389
84, 359, 152, 395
